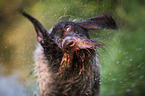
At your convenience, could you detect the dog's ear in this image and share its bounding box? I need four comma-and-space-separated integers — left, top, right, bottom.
77, 13, 117, 30
21, 11, 48, 45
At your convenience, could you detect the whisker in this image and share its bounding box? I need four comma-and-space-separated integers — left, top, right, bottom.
91, 37, 103, 41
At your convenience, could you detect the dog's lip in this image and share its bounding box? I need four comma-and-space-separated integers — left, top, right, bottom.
61, 36, 99, 52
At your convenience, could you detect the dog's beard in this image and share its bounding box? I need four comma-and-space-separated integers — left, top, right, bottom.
57, 49, 95, 81
56, 36, 99, 83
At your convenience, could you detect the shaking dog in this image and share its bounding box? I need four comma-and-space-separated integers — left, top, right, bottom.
22, 12, 117, 96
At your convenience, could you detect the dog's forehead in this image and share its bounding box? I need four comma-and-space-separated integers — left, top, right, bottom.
50, 20, 90, 38
54, 21, 76, 29
50, 21, 75, 37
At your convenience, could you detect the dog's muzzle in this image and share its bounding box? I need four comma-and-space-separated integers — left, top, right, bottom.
62, 36, 98, 53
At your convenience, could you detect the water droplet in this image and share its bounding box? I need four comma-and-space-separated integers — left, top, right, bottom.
139, 75, 144, 79
136, 48, 142, 51
137, 64, 142, 68
126, 89, 131, 92
116, 61, 119, 64
112, 78, 117, 81
125, 56, 128, 59
129, 58, 133, 61
132, 84, 135, 88
119, 50, 122, 53
123, 52, 128, 54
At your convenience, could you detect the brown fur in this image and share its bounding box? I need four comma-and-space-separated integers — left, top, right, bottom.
34, 44, 100, 96
22, 12, 117, 96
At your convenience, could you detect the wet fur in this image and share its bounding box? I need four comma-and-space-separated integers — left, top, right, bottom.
22, 11, 117, 96
34, 43, 100, 96
34, 26, 100, 95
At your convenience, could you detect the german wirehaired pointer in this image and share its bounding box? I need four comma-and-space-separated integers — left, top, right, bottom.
22, 11, 117, 96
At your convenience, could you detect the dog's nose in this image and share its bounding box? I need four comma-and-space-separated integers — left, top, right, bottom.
65, 40, 75, 47
62, 39, 76, 52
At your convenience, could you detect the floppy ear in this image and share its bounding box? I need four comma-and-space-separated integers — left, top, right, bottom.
21, 11, 48, 45
77, 13, 117, 30
22, 11, 63, 59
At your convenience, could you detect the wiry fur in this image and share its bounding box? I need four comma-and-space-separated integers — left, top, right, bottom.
34, 43, 100, 96
34, 44, 54, 95
22, 11, 117, 96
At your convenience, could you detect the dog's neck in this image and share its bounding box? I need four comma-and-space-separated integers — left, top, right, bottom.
53, 49, 99, 95
57, 49, 95, 79
35, 44, 99, 96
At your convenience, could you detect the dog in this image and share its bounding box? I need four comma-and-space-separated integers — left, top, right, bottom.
22, 11, 117, 96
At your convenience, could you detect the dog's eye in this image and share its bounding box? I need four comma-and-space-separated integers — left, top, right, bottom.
65, 25, 71, 32
66, 27, 71, 31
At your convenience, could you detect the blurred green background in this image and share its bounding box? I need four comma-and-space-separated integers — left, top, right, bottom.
0, 0, 145, 96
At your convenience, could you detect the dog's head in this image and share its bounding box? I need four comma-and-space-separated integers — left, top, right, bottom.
51, 14, 117, 53
22, 12, 117, 55
22, 12, 117, 72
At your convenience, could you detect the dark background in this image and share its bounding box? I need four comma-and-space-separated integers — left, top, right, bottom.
0, 0, 145, 96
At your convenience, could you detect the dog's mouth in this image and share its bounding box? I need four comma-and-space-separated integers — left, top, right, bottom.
61, 36, 100, 54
